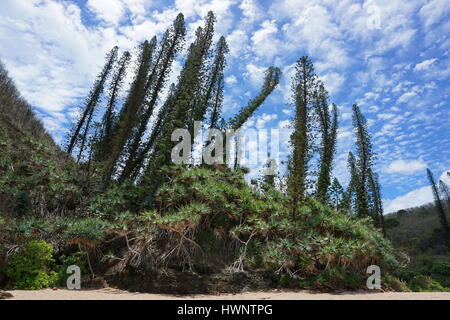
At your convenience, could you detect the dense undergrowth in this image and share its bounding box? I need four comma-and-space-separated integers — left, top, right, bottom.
0, 113, 82, 218
0, 149, 400, 292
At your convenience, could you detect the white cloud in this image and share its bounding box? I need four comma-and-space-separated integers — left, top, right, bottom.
256, 113, 278, 129
397, 91, 416, 103
87, 0, 125, 25
440, 170, 450, 185
384, 159, 427, 174
419, 0, 449, 27
384, 185, 433, 213
226, 29, 250, 56
377, 113, 395, 120
244, 63, 266, 86
239, 0, 263, 23
414, 58, 437, 71
319, 71, 345, 95
0, 0, 121, 116
251, 20, 281, 60
225, 75, 238, 85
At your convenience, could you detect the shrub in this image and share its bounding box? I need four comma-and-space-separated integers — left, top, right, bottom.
138, 166, 397, 289
4, 240, 57, 289
409, 275, 446, 292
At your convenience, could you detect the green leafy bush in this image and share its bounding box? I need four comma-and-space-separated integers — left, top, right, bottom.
5, 240, 57, 289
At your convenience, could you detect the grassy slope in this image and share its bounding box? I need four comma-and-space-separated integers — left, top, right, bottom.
0, 112, 80, 218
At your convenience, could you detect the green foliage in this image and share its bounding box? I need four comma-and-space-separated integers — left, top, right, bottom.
383, 274, 411, 292
4, 240, 57, 290
394, 255, 450, 291
385, 218, 400, 229
0, 123, 81, 217
63, 217, 111, 242
140, 166, 396, 289
66, 46, 118, 156
409, 275, 446, 292
314, 84, 338, 201
287, 56, 317, 207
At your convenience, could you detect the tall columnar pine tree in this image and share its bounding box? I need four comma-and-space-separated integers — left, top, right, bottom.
368, 169, 386, 237
346, 151, 358, 209
439, 180, 450, 214
66, 46, 118, 155
329, 177, 345, 211
119, 14, 186, 181
102, 40, 156, 188
141, 12, 216, 195
228, 67, 281, 132
427, 168, 450, 241
195, 36, 228, 162
96, 50, 132, 162
351, 104, 373, 216
227, 67, 281, 168
287, 56, 318, 211
194, 36, 229, 129
208, 39, 228, 130
314, 83, 338, 201
126, 84, 177, 180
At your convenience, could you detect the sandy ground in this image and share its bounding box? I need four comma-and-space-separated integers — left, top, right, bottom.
4, 288, 450, 300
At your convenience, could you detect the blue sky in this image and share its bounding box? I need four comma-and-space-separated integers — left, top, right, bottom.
0, 0, 449, 213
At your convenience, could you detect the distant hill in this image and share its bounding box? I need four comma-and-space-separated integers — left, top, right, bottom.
386, 203, 450, 255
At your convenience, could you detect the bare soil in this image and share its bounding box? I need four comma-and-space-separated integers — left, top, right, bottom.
5, 288, 450, 300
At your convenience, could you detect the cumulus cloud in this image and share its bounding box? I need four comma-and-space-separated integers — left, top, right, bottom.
239, 0, 263, 23
0, 0, 120, 117
384, 159, 427, 174
384, 185, 433, 213
251, 20, 281, 60
244, 63, 266, 86
440, 170, 450, 185
319, 72, 345, 95
87, 0, 126, 25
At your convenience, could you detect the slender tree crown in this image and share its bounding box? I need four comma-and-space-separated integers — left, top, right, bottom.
287, 56, 318, 210
427, 168, 450, 241
66, 46, 118, 156
351, 104, 374, 217
314, 83, 338, 201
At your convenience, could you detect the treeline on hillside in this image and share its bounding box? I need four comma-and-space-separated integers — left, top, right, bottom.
386, 169, 450, 253
64, 11, 385, 230
386, 203, 450, 254
0, 61, 54, 145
